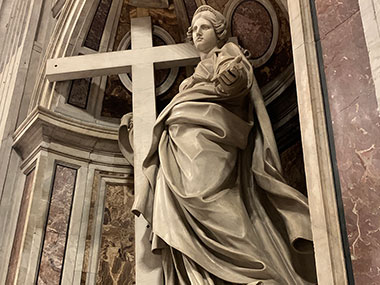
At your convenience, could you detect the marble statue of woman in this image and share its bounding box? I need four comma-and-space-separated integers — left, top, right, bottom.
119, 5, 316, 284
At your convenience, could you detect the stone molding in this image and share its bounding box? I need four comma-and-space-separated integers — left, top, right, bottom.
288, 0, 349, 284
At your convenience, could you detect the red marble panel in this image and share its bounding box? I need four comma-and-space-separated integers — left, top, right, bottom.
315, 0, 359, 39
231, 1, 273, 59
6, 169, 35, 284
37, 165, 77, 285
316, 4, 380, 284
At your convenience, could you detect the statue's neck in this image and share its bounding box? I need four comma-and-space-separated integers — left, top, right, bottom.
200, 46, 219, 60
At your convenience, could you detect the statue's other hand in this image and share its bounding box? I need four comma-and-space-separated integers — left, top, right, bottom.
119, 112, 134, 166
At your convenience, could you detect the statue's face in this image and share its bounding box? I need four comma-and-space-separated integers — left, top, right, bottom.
192, 16, 218, 54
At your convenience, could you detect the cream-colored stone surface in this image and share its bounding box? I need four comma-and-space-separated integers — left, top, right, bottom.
288, 0, 348, 284
0, 3, 62, 250
71, 166, 96, 285
32, 0, 96, 110
359, 0, 380, 111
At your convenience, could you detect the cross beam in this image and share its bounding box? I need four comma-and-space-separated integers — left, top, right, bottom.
46, 16, 201, 284
46, 36, 199, 82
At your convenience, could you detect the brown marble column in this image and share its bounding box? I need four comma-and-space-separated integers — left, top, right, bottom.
96, 183, 135, 284
313, 0, 380, 283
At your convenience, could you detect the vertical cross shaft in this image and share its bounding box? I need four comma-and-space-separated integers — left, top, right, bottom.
131, 17, 163, 283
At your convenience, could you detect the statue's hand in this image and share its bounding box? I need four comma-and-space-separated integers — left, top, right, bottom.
217, 56, 247, 93
218, 55, 241, 85
127, 115, 133, 131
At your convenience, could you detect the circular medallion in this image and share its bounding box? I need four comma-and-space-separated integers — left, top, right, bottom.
224, 0, 279, 67
117, 25, 179, 96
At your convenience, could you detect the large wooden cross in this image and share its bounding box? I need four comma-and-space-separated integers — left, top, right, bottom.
46, 17, 200, 284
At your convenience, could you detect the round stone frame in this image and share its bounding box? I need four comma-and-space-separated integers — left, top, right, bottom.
117, 25, 179, 96
224, 0, 279, 67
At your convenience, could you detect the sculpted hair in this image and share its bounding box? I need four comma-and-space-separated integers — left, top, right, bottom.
187, 5, 228, 46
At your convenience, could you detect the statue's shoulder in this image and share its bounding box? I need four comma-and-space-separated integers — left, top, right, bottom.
219, 42, 242, 57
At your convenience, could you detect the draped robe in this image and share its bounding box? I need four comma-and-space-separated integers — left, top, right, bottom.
119, 43, 316, 284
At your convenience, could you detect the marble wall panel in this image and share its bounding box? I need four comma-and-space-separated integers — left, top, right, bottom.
96, 183, 135, 284
37, 165, 77, 285
5, 169, 35, 284
81, 172, 135, 284
68, 78, 91, 109
314, 1, 380, 283
84, 0, 113, 51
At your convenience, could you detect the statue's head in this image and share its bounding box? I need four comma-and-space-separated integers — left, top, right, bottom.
187, 5, 228, 53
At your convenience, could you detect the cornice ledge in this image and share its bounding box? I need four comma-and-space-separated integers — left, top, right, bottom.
13, 106, 122, 161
